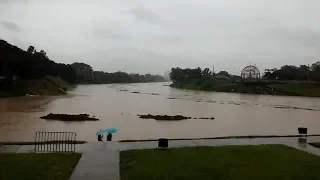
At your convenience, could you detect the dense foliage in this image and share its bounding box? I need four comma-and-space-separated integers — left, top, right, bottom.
71, 62, 165, 83
0, 39, 165, 85
170, 67, 238, 82
170, 62, 320, 83
263, 63, 320, 81
0, 39, 76, 83
170, 67, 211, 82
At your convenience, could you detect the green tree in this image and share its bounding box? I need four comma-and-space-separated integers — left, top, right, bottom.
217, 71, 230, 77
27, 46, 35, 54
202, 68, 212, 77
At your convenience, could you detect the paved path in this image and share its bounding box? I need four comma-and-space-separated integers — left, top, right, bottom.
71, 136, 320, 180
69, 150, 119, 180
2, 136, 320, 180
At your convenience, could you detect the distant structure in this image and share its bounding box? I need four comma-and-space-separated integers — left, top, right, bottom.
164, 70, 171, 81
241, 65, 260, 79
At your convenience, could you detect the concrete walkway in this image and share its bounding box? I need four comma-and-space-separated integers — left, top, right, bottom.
2, 136, 320, 180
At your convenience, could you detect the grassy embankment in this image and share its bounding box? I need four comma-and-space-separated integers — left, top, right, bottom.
268, 82, 320, 97
0, 153, 81, 180
170, 78, 320, 97
170, 78, 236, 91
121, 145, 320, 180
0, 76, 72, 97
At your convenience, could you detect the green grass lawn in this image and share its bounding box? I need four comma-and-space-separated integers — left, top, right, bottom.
120, 145, 320, 180
0, 153, 81, 180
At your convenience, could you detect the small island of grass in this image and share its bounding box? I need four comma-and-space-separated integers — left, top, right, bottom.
138, 114, 215, 121
138, 114, 192, 120
40, 113, 99, 121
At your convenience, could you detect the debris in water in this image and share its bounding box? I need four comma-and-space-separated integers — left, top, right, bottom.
195, 117, 215, 120
167, 97, 176, 99
273, 105, 317, 111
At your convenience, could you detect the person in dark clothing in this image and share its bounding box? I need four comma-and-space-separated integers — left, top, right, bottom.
107, 133, 112, 141
98, 134, 103, 141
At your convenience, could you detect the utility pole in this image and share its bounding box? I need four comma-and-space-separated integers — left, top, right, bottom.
308, 64, 310, 83
212, 65, 215, 75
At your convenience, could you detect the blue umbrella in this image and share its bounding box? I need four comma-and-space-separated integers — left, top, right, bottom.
104, 128, 117, 134
96, 129, 105, 135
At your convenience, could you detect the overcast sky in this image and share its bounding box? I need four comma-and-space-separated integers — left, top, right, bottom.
1, 0, 320, 75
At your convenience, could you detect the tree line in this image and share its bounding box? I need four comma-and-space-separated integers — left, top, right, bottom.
170, 67, 236, 82
0, 39, 165, 84
170, 62, 320, 83
263, 63, 320, 81
0, 40, 76, 83
72, 62, 165, 84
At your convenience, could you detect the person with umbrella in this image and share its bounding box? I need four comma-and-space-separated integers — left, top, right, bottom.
98, 134, 103, 141
107, 133, 112, 141
96, 129, 105, 141
105, 128, 117, 141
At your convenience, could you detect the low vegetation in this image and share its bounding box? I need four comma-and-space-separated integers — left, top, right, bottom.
268, 82, 320, 97
170, 75, 320, 97
0, 153, 81, 180
169, 63, 320, 97
121, 145, 320, 180
138, 114, 215, 121
40, 113, 99, 121
138, 114, 192, 120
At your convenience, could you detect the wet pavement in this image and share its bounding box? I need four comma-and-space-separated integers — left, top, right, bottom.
2, 137, 320, 180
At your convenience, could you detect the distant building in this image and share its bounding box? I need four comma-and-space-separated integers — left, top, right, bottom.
241, 65, 260, 79
164, 70, 171, 81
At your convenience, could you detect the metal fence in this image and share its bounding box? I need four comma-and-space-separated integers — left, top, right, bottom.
35, 132, 77, 152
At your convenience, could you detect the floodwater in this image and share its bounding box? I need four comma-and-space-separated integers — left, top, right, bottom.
1, 82, 320, 142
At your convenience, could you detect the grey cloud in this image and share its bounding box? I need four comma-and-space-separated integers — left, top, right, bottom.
86, 47, 193, 74
1, 0, 320, 74
0, 0, 28, 4
94, 28, 131, 40
272, 28, 320, 48
1, 20, 21, 32
130, 6, 162, 24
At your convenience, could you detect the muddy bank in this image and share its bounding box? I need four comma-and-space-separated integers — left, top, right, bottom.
138, 114, 214, 121
171, 80, 320, 97
0, 76, 71, 97
40, 113, 99, 121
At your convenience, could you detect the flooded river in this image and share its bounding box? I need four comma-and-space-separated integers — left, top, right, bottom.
1, 82, 320, 142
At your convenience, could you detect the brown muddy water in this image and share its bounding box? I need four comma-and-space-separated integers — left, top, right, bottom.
1, 82, 320, 142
